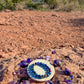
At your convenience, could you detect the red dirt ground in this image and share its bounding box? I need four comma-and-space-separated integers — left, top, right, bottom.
0, 10, 84, 84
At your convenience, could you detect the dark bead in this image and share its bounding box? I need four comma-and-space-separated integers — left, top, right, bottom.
40, 57, 43, 59
27, 58, 32, 63
57, 80, 60, 84
52, 51, 56, 54
64, 80, 73, 84
70, 75, 74, 79
21, 60, 27, 63
20, 63, 28, 68
53, 60, 57, 64
48, 81, 54, 84
77, 75, 81, 78
64, 68, 71, 76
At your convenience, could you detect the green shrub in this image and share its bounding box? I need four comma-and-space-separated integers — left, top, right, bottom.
78, 0, 84, 5
12, 0, 26, 3
26, 0, 44, 10
44, 0, 58, 9
0, 0, 15, 10
0, 0, 84, 11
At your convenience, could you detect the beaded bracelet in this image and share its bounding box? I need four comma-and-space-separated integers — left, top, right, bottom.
27, 62, 51, 79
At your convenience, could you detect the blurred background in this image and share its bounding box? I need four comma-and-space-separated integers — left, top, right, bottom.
0, 0, 84, 12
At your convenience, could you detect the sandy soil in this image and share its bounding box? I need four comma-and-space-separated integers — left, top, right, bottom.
0, 10, 84, 84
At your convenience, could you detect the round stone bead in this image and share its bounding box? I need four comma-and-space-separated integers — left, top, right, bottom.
21, 59, 27, 63
27, 58, 32, 63
64, 80, 73, 84
64, 68, 71, 76
20, 63, 28, 68
70, 75, 74, 80
52, 51, 56, 54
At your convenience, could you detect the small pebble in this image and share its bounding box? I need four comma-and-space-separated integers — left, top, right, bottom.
22, 80, 30, 84
43, 56, 46, 59
57, 80, 60, 84
46, 56, 51, 61
0, 55, 4, 58
66, 76, 72, 80
12, 72, 16, 75
25, 80, 30, 84
77, 80, 79, 83
57, 67, 62, 71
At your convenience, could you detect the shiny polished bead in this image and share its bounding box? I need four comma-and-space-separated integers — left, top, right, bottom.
52, 51, 56, 54
27, 58, 32, 63
64, 80, 73, 84
64, 68, 71, 76
70, 75, 74, 79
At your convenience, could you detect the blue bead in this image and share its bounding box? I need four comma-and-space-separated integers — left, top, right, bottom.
38, 75, 41, 78
64, 68, 71, 76
21, 60, 27, 63
46, 81, 54, 84
70, 75, 73, 79
53, 60, 57, 64
64, 80, 73, 84
40, 57, 43, 59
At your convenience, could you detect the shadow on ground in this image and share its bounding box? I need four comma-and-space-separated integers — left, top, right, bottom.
69, 18, 84, 27
0, 65, 4, 82
0, 59, 9, 82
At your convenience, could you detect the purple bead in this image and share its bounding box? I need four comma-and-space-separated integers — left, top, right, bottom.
27, 58, 32, 63
40, 57, 43, 59
46, 81, 53, 84
18, 60, 28, 67
64, 80, 73, 84
21, 59, 27, 63
18, 62, 21, 65
21, 63, 28, 67
49, 81, 53, 84
22, 80, 26, 84
65, 68, 68, 71
52, 51, 56, 54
